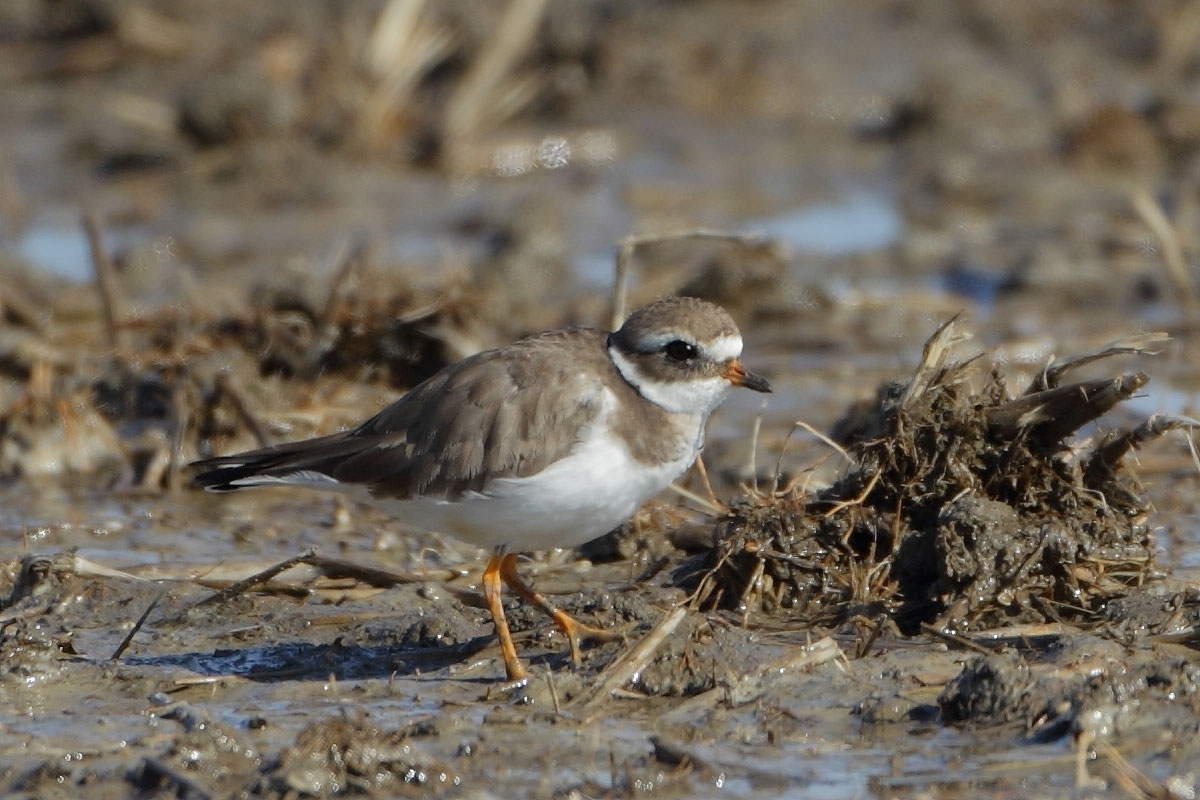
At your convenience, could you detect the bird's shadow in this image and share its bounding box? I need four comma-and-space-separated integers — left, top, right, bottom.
118, 626, 584, 682
120, 635, 531, 682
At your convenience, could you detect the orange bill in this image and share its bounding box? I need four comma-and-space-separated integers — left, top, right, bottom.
723, 359, 772, 393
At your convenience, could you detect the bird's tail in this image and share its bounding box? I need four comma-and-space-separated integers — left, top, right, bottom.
190, 432, 360, 492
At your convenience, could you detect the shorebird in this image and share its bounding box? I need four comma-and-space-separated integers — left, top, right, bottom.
193, 296, 770, 680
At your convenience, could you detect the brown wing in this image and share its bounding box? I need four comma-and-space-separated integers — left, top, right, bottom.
193, 328, 609, 499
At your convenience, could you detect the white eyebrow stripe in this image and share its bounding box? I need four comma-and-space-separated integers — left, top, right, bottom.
633, 332, 687, 351
707, 335, 743, 362
632, 333, 743, 362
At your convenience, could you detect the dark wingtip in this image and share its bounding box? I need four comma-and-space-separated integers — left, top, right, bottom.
191, 475, 239, 493
189, 456, 255, 492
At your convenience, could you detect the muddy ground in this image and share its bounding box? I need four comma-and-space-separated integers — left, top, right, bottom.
4, 1, 1200, 798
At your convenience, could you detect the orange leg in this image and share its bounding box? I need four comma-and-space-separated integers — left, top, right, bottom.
483, 552, 528, 681
498, 553, 623, 667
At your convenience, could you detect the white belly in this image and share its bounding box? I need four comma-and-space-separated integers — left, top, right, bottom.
374, 423, 698, 552
246, 388, 704, 553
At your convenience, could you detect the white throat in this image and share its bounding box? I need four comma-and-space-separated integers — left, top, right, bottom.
608, 345, 732, 416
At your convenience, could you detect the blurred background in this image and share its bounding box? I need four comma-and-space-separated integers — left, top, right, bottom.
2, 0, 1200, 511
3, 6, 1200, 793
4, 1, 1198, 321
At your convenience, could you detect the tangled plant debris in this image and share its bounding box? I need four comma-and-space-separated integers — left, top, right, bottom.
681, 320, 1188, 634
0, 251, 486, 488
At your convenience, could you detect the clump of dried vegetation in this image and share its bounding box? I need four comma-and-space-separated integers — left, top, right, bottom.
679, 319, 1190, 633
0, 232, 487, 489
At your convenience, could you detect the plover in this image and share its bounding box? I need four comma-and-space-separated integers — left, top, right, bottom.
192, 296, 770, 680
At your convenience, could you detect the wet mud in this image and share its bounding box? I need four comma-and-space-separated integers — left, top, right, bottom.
3, 319, 1198, 797
4, 1, 1200, 798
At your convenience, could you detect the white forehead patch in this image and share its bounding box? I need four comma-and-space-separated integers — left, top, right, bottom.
707, 335, 743, 362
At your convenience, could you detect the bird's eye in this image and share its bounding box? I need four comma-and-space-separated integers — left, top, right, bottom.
663, 340, 699, 362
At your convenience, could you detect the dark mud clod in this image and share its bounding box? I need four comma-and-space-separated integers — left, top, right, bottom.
257, 717, 459, 797
938, 649, 1200, 746
128, 757, 213, 800
938, 655, 1039, 726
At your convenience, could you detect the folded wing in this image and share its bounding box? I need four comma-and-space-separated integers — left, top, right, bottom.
192, 330, 606, 500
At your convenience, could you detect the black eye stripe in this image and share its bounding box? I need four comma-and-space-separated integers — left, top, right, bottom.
663, 340, 699, 362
